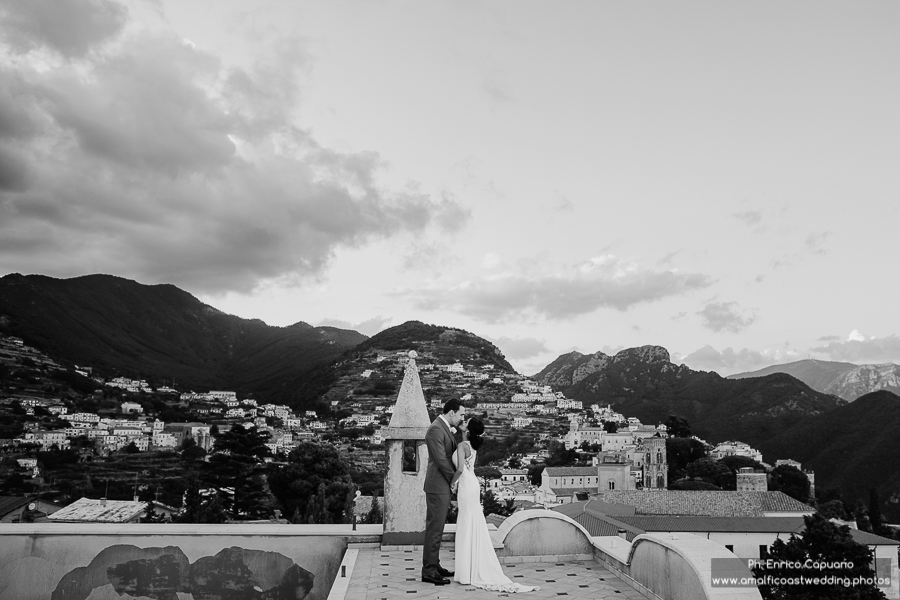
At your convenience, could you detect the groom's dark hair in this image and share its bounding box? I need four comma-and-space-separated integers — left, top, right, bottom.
442, 399, 462, 414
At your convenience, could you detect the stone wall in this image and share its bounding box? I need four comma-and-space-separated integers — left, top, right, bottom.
0, 523, 378, 600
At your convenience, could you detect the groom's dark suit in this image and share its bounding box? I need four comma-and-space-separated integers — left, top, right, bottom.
422, 415, 457, 579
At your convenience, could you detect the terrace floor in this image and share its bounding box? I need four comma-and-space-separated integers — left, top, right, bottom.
337, 546, 648, 600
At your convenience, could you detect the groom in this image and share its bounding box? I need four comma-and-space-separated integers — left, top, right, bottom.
421, 398, 466, 585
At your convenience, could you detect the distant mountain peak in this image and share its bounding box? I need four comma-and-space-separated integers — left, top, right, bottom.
730, 359, 900, 401
613, 345, 670, 364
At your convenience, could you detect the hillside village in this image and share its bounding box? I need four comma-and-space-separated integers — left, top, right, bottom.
0, 333, 820, 521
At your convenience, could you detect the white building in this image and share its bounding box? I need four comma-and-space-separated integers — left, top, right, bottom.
602, 432, 635, 453
557, 398, 583, 410
711, 441, 764, 463
67, 413, 100, 424
121, 402, 143, 414
152, 432, 178, 448
208, 391, 237, 401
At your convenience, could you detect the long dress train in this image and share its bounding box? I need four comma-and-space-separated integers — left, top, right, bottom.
453, 442, 540, 592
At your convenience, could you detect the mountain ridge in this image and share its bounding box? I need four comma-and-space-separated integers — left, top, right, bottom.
729, 359, 900, 401
533, 346, 845, 447
0, 273, 366, 397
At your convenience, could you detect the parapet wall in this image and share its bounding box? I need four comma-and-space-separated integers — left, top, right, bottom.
592, 533, 763, 600
0, 523, 381, 600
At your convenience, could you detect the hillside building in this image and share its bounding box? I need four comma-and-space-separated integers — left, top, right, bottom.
736, 468, 768, 492
642, 437, 667, 490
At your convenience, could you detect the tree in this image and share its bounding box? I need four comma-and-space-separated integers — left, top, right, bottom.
508, 456, 522, 469
666, 437, 707, 482
481, 490, 507, 517
364, 494, 382, 524
205, 424, 276, 520
181, 444, 207, 463
474, 466, 503, 481
868, 488, 885, 534
818, 499, 849, 520
268, 441, 354, 524
545, 441, 577, 467
769, 464, 811, 504
342, 484, 358, 525
603, 421, 618, 433
686, 458, 734, 490
124, 441, 140, 454
528, 464, 545, 486
664, 415, 691, 438
718, 455, 766, 473
177, 471, 226, 524
753, 513, 887, 600
144, 503, 167, 523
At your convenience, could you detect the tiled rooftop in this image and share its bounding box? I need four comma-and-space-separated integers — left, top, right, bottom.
544, 467, 599, 477
592, 491, 813, 517
47, 497, 145, 522
340, 546, 647, 600
615, 515, 808, 533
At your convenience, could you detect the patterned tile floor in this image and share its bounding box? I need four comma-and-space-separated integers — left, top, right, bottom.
342, 547, 649, 600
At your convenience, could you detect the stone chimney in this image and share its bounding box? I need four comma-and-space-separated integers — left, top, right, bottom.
381, 351, 432, 546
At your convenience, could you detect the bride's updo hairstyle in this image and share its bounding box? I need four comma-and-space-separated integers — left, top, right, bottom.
467, 418, 485, 450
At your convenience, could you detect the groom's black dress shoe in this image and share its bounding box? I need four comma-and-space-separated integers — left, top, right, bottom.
437, 566, 454, 578
421, 574, 450, 585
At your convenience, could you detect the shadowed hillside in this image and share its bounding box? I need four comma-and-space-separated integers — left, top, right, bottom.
757, 390, 900, 521
0, 273, 365, 398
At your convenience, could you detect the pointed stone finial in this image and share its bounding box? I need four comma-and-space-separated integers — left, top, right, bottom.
383, 350, 431, 439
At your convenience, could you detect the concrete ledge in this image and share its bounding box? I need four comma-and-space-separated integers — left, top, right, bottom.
326, 548, 358, 600
0, 523, 385, 537
499, 553, 593, 564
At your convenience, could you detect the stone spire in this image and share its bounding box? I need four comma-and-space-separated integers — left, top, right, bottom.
382, 351, 432, 547
384, 351, 431, 437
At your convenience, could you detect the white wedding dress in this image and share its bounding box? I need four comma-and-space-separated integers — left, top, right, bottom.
452, 442, 540, 592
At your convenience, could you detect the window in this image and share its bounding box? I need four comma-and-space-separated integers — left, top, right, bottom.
725, 545, 734, 552
608, 480, 615, 490
656, 473, 664, 489
401, 440, 417, 472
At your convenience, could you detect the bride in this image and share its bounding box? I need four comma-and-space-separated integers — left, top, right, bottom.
450, 417, 540, 592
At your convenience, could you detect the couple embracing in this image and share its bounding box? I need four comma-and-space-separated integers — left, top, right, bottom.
421, 399, 539, 593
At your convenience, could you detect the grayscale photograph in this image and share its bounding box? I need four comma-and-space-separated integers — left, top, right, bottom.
0, 2, 897, 599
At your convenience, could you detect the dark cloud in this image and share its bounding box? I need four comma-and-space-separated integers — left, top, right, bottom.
405, 256, 713, 322
0, 0, 128, 57
679, 345, 795, 375
697, 301, 756, 333
0, 144, 30, 191
811, 334, 900, 364
316, 316, 392, 337
817, 335, 840, 342
0, 25, 468, 293
491, 336, 549, 360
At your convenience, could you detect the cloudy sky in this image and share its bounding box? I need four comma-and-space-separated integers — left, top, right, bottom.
1, 0, 898, 376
